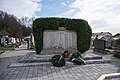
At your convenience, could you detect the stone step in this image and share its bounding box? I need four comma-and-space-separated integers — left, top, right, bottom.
19, 59, 51, 63
10, 59, 113, 68
84, 56, 102, 60
19, 56, 102, 63
9, 62, 52, 68
85, 60, 112, 64
9, 62, 74, 68
19, 53, 30, 62
0, 51, 5, 54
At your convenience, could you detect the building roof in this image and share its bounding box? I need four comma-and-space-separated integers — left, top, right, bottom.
92, 32, 112, 36
113, 33, 120, 39
92, 32, 113, 41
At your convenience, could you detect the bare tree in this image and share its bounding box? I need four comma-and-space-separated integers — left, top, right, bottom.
0, 10, 32, 38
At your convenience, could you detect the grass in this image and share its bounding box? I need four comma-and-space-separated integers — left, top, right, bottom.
0, 47, 15, 50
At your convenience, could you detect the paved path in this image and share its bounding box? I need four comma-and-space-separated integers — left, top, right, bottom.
0, 44, 34, 74
0, 46, 120, 80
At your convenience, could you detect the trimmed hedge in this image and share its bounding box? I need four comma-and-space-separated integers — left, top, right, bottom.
32, 17, 92, 54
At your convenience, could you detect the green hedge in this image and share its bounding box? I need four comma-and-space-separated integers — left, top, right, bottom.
32, 17, 92, 54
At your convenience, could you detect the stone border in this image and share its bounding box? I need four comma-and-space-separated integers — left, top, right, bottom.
9, 62, 74, 68
97, 73, 120, 80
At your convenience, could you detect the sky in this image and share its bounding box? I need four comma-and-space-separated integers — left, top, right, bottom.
0, 0, 120, 35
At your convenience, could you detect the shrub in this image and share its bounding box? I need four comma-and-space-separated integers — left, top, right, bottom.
113, 39, 120, 59
113, 39, 120, 50
113, 51, 120, 59
0, 47, 14, 50
51, 55, 65, 67
0, 43, 4, 47
70, 52, 86, 65
32, 17, 92, 54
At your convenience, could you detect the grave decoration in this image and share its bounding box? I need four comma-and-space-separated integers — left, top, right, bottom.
51, 55, 65, 67
61, 50, 70, 58
70, 52, 86, 65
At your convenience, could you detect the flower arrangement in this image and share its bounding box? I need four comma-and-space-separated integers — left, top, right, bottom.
61, 50, 70, 58
29, 44, 35, 49
70, 52, 86, 65
51, 55, 65, 67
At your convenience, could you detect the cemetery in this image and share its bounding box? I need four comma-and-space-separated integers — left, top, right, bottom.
0, 36, 21, 50
0, 17, 120, 80
8, 18, 120, 67
8, 18, 119, 68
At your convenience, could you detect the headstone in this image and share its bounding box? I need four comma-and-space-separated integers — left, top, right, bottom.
93, 39, 107, 54
1, 37, 6, 45
11, 37, 16, 43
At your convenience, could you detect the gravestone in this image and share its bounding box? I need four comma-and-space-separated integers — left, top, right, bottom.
93, 39, 107, 54
43, 30, 77, 51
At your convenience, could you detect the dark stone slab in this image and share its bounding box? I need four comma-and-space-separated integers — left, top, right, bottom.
85, 60, 113, 64
0, 51, 5, 54
93, 48, 107, 54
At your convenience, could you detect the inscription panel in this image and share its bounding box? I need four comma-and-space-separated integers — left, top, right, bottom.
43, 30, 77, 50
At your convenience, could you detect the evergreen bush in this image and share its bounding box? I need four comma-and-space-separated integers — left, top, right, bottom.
32, 17, 92, 54
113, 39, 120, 59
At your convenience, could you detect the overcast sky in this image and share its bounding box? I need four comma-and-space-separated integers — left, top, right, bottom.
0, 0, 120, 34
